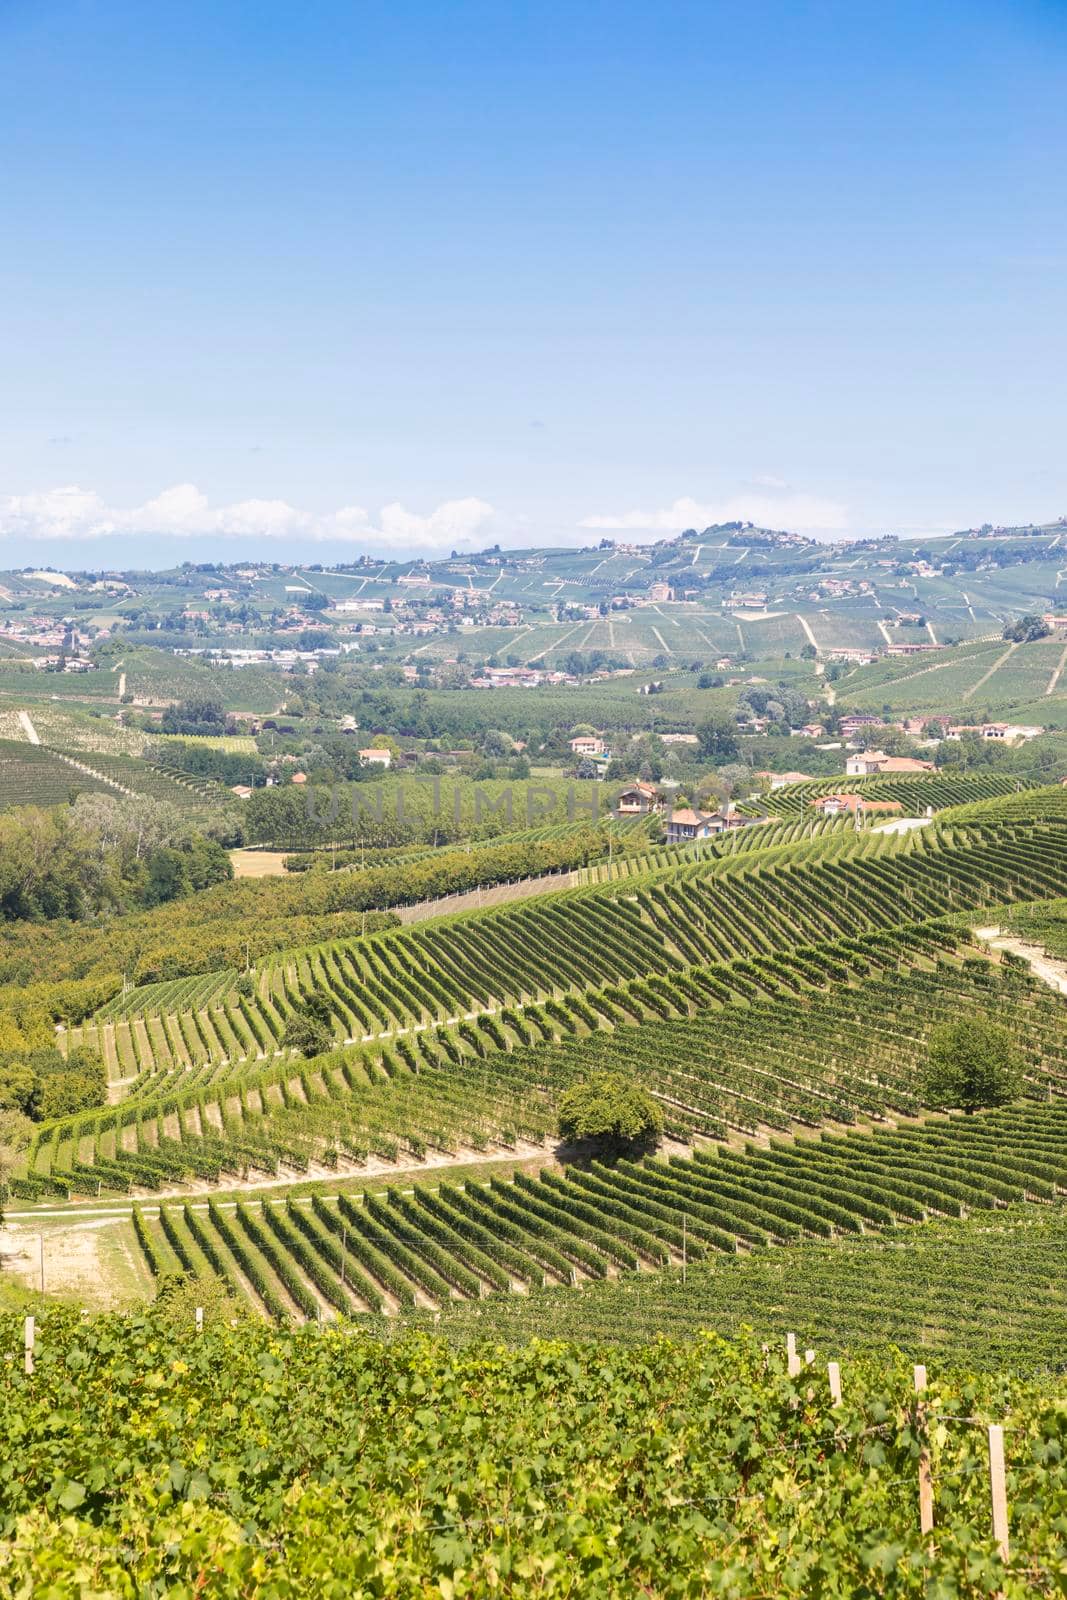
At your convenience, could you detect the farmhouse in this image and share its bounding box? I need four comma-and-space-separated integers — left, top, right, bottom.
845, 751, 934, 776
473, 666, 543, 688
359, 748, 392, 768
826, 648, 878, 665
616, 782, 661, 815
569, 735, 606, 757
766, 770, 817, 790
811, 793, 903, 817
665, 807, 722, 843
839, 714, 885, 736
946, 722, 1044, 743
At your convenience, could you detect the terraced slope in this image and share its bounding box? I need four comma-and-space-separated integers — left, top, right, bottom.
937, 781, 1067, 826
25, 925, 1067, 1199
126, 1103, 1067, 1321
61, 821, 1067, 1078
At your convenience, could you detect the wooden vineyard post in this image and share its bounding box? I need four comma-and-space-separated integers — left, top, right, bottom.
828, 1361, 842, 1405
988, 1425, 1010, 1563
786, 1332, 801, 1377
914, 1365, 934, 1537
195, 1306, 204, 1334
23, 1315, 34, 1376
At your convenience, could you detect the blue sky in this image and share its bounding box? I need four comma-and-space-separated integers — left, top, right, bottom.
1, 0, 1065, 564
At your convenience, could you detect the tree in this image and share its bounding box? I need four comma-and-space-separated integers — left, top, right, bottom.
0, 1046, 105, 1121
482, 729, 511, 759
302, 991, 335, 1027
1003, 614, 1051, 643
143, 848, 190, 907
922, 1017, 1022, 1114
282, 1012, 333, 1058
558, 1072, 664, 1153
696, 717, 740, 763
717, 762, 754, 800
160, 695, 227, 736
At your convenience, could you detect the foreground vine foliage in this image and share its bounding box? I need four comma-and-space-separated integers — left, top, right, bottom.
1, 1309, 1065, 1597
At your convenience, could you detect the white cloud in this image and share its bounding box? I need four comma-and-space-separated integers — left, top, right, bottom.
579, 489, 849, 536
0, 484, 495, 550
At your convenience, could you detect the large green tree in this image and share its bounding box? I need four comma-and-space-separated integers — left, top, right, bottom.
696, 717, 740, 763
922, 1017, 1022, 1114
558, 1072, 664, 1153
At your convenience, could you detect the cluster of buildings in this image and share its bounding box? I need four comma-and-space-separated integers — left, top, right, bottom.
471, 665, 571, 689
465, 663, 637, 692
837, 713, 1044, 746
174, 645, 357, 672
806, 578, 875, 601
612, 781, 763, 844
0, 616, 92, 658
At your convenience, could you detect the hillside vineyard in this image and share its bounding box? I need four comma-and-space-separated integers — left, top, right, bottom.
6, 646, 1067, 1596
6, 681, 1067, 1597
29, 817, 1067, 1199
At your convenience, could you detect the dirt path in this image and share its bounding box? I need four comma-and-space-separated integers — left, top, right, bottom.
0, 1215, 146, 1306
873, 816, 932, 835
53, 749, 132, 795
973, 927, 1067, 995
4, 1137, 559, 1217
17, 709, 39, 744
230, 848, 289, 878
396, 866, 581, 924
1046, 640, 1067, 697
795, 614, 819, 653
961, 641, 1016, 703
